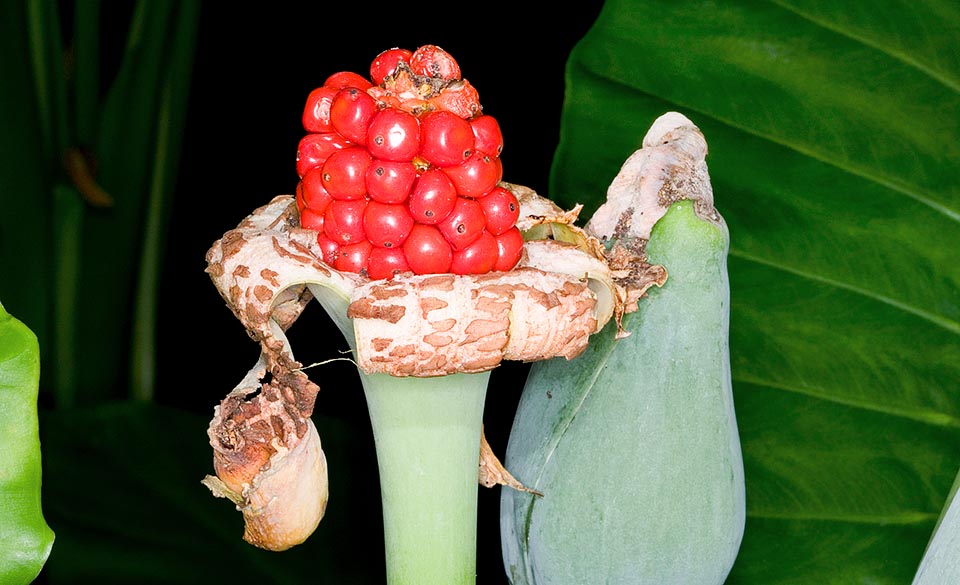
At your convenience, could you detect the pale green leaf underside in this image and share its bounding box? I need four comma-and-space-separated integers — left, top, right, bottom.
552, 1, 960, 582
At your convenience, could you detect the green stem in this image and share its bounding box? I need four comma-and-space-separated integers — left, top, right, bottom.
309, 283, 491, 584
358, 369, 490, 585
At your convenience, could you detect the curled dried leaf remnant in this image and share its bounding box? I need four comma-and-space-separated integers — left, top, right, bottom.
203, 197, 360, 551
479, 426, 542, 496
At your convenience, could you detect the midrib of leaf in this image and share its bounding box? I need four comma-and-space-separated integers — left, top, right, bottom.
729, 249, 960, 336
576, 63, 960, 223
768, 0, 960, 94
733, 375, 960, 429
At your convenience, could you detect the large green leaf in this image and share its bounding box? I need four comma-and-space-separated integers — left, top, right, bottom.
549, 1, 960, 583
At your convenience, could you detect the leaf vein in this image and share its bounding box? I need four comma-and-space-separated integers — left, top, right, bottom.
768, 0, 960, 93
729, 248, 960, 336
733, 374, 960, 429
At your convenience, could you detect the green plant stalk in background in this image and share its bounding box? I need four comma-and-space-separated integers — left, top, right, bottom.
3, 0, 199, 407
0, 301, 55, 585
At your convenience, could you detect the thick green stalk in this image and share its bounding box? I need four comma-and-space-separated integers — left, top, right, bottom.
358, 369, 490, 585
310, 282, 491, 584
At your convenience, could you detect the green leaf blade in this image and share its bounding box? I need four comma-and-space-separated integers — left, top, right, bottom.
0, 302, 55, 585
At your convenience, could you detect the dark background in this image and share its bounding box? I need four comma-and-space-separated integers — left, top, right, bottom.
150, 2, 605, 583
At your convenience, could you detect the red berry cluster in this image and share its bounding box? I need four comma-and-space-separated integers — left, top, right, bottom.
295, 45, 523, 280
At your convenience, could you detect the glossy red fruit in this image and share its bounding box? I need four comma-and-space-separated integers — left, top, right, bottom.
443, 152, 502, 198
407, 169, 457, 224
324, 199, 367, 245
366, 246, 410, 280
450, 230, 498, 275
438, 197, 486, 250
419, 110, 474, 167
366, 108, 421, 162
410, 45, 460, 80
494, 226, 524, 272
302, 85, 340, 133
370, 48, 413, 85
335, 240, 373, 273
316, 232, 340, 265
299, 206, 325, 232
478, 185, 520, 235
403, 224, 453, 275
300, 167, 334, 212
366, 160, 417, 204
470, 115, 503, 156
363, 201, 415, 248
296, 132, 352, 178
330, 87, 378, 145
321, 147, 372, 200
324, 71, 373, 90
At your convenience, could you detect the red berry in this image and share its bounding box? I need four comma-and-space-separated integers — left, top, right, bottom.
419, 111, 474, 167
438, 197, 486, 250
367, 246, 410, 280
317, 232, 340, 265
300, 167, 334, 212
299, 206, 325, 232
470, 115, 503, 156
325, 71, 373, 90
324, 199, 367, 245
335, 240, 373, 273
296, 132, 351, 178
450, 230, 498, 275
478, 185, 520, 235
366, 160, 417, 203
302, 85, 340, 133
366, 108, 421, 161
321, 147, 372, 200
410, 45, 461, 80
494, 226, 524, 272
370, 48, 413, 85
330, 87, 378, 145
403, 224, 453, 275
363, 201, 415, 248
408, 169, 457, 224
443, 152, 502, 198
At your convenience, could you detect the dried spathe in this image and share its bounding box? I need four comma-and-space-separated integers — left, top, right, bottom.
201, 180, 643, 550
